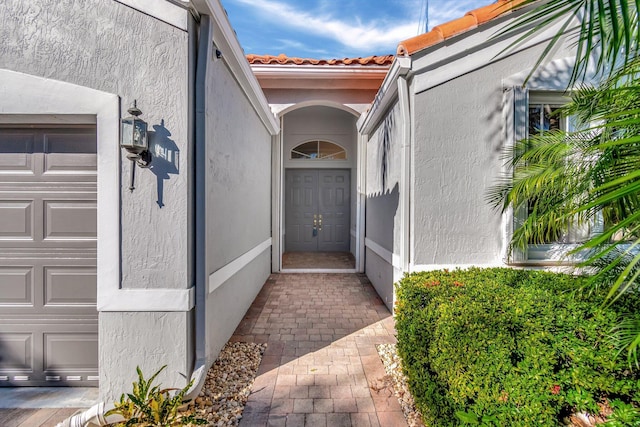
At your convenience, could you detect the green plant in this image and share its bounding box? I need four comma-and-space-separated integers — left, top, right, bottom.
604, 399, 640, 426
105, 365, 206, 426
394, 268, 640, 426
490, 0, 640, 364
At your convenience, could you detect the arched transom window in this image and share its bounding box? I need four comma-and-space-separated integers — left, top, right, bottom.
291, 140, 347, 160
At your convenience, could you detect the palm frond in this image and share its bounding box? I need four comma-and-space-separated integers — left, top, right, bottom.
497, 0, 640, 85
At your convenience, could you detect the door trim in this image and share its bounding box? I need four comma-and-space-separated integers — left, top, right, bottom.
272, 105, 364, 273
0, 69, 120, 311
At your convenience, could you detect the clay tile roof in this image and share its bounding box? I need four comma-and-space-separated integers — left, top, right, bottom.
397, 0, 529, 56
246, 53, 395, 66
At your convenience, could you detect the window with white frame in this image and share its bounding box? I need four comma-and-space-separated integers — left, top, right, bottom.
509, 90, 601, 262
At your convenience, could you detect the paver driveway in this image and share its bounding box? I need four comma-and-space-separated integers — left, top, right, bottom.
233, 273, 407, 427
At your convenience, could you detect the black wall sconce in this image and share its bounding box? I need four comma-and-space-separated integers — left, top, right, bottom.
121, 100, 152, 191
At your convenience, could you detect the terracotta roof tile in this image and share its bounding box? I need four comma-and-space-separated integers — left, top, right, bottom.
397, 0, 529, 56
246, 53, 394, 66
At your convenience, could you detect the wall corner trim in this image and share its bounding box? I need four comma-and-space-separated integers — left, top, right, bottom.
357, 56, 411, 135
208, 238, 272, 293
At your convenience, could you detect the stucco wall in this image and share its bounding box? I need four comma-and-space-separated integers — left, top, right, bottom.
282, 106, 358, 253
0, 0, 192, 399
411, 42, 573, 267
99, 312, 192, 399
1, 0, 190, 289
365, 102, 402, 308
283, 106, 357, 168
203, 56, 272, 361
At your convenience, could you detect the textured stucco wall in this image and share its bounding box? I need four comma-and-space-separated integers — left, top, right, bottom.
366, 103, 402, 252
365, 249, 395, 308
411, 42, 573, 266
282, 106, 358, 251
206, 251, 270, 357
0, 0, 192, 400
365, 102, 402, 308
205, 59, 272, 271
283, 106, 357, 167
204, 57, 272, 360
0, 0, 191, 289
99, 312, 192, 400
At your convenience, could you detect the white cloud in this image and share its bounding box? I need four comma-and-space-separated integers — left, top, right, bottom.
226, 0, 491, 57
274, 39, 330, 56
230, 0, 421, 52
429, 0, 490, 28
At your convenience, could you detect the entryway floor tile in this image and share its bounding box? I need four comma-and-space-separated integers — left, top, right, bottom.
236, 273, 407, 426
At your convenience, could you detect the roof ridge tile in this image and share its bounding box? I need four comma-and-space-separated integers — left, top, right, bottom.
246, 54, 395, 66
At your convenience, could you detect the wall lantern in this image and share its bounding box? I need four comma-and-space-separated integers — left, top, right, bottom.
121, 100, 151, 191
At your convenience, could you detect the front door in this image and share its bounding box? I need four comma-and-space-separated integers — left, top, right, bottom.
285, 169, 350, 252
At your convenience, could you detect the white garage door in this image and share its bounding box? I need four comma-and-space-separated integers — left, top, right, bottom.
0, 125, 98, 386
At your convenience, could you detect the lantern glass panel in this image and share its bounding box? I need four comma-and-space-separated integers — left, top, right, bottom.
133, 120, 148, 149
121, 118, 135, 149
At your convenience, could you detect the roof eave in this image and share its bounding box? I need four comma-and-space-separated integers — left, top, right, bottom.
357, 56, 412, 134
251, 64, 390, 80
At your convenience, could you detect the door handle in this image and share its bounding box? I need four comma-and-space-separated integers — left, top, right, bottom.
312, 214, 318, 237
318, 214, 322, 231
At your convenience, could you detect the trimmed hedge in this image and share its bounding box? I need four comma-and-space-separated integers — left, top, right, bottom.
394, 268, 640, 426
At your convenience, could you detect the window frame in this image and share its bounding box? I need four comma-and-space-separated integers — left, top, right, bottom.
509, 90, 603, 264
290, 140, 348, 161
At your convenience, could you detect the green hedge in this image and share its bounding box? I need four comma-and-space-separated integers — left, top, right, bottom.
394, 268, 640, 426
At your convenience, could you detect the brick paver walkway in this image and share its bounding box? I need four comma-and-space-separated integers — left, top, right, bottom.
233, 273, 406, 427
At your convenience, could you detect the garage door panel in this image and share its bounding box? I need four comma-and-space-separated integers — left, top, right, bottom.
0, 322, 97, 386
44, 267, 96, 306
0, 153, 35, 174
0, 133, 36, 174
44, 333, 98, 372
0, 201, 33, 239
44, 201, 97, 240
44, 132, 97, 154
0, 267, 34, 306
44, 154, 97, 174
0, 124, 97, 387
0, 333, 33, 371
0, 258, 96, 315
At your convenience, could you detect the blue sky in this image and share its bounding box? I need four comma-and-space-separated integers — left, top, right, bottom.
220, 0, 491, 58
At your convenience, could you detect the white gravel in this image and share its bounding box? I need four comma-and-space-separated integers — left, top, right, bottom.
184, 342, 266, 426
377, 343, 424, 427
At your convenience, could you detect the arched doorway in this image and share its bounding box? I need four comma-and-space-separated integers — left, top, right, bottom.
278, 105, 360, 271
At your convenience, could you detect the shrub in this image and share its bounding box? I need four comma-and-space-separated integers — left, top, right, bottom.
394, 268, 640, 426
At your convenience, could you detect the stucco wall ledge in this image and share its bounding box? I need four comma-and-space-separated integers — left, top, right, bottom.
208, 238, 272, 293
365, 237, 401, 270
98, 287, 195, 312
114, 0, 190, 30
411, 263, 506, 272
